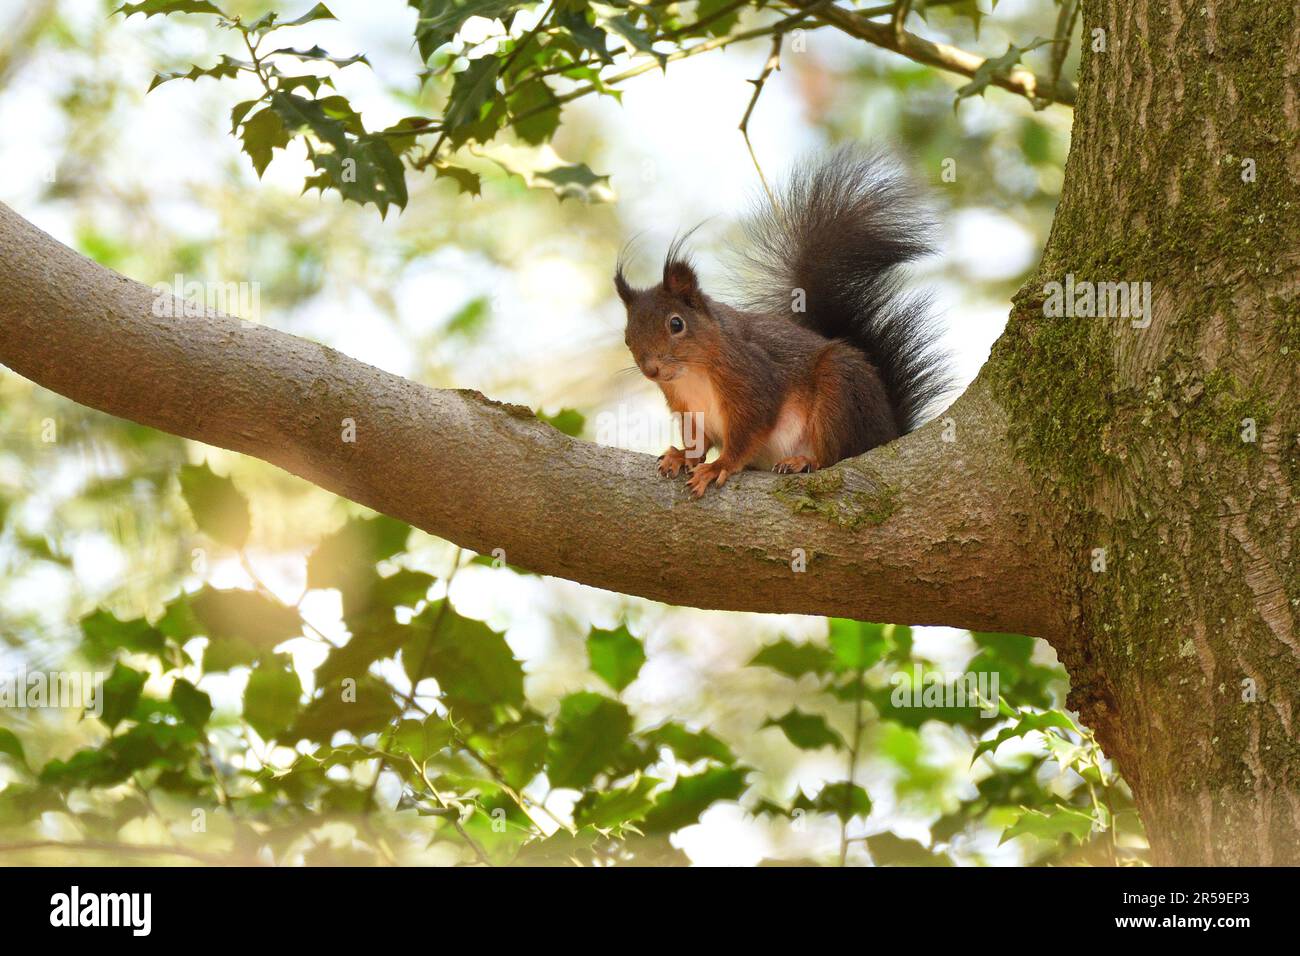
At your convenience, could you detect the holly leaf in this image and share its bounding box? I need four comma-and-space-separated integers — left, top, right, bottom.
865, 831, 953, 866
114, 0, 226, 18
972, 708, 1077, 762
190, 588, 302, 670
389, 716, 455, 763
536, 407, 585, 437
148, 55, 247, 92
434, 163, 482, 197
306, 515, 411, 595
243, 658, 303, 741
179, 462, 251, 548
642, 722, 733, 764
282, 2, 337, 26
640, 766, 747, 833
80, 609, 167, 661
403, 601, 524, 714
574, 775, 660, 830
749, 639, 835, 679
170, 678, 213, 728
955, 38, 1052, 105
288, 676, 400, 742
546, 693, 632, 789
1001, 805, 1097, 845
478, 143, 614, 203
99, 663, 148, 729
586, 623, 644, 691
0, 729, 27, 770
764, 709, 845, 750
827, 619, 888, 671
409, 0, 522, 61
813, 781, 872, 823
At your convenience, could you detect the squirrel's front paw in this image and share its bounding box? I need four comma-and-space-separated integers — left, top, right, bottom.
686, 460, 730, 498
658, 447, 690, 478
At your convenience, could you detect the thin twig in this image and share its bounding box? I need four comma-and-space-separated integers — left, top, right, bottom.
739, 33, 784, 208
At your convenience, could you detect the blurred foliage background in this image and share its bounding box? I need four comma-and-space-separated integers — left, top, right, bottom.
0, 0, 1144, 864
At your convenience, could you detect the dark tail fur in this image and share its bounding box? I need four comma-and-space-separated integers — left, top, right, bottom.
738, 147, 952, 435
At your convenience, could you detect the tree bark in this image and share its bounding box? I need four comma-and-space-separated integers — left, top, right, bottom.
989, 0, 1300, 864
0, 201, 1063, 638
0, 0, 1295, 866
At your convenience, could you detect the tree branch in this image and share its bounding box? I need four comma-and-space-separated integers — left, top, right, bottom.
0, 202, 1063, 637
803, 1, 1076, 107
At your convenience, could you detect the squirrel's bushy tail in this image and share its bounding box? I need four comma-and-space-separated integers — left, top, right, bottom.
739, 147, 952, 434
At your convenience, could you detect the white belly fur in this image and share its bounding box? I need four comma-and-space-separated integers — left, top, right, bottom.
663, 372, 811, 468
754, 398, 812, 469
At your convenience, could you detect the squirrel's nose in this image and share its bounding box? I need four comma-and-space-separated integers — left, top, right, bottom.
643, 360, 661, 380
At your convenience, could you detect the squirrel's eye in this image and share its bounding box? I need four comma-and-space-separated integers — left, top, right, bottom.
668, 315, 685, 335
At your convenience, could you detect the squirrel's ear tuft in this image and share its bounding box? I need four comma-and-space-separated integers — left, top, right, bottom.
614, 266, 635, 305
662, 259, 700, 303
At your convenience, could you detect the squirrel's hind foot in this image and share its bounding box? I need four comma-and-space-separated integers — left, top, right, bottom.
772, 456, 819, 474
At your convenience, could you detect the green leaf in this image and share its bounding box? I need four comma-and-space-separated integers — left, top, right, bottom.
694, 0, 742, 37
813, 781, 872, 823
266, 46, 369, 70
434, 163, 483, 197
586, 623, 644, 691
473, 720, 547, 789
389, 716, 455, 763
190, 588, 302, 670
601, 15, 663, 65
443, 57, 501, 131
554, 9, 611, 63
955, 38, 1052, 105
409, 0, 522, 62
546, 692, 632, 789
641, 766, 747, 833
972, 708, 1077, 762
865, 831, 952, 866
148, 55, 247, 92
80, 609, 166, 661
0, 729, 28, 769
480, 143, 614, 203
749, 639, 835, 678
827, 619, 888, 671
169, 679, 213, 728
763, 709, 845, 750
508, 79, 561, 145
282, 2, 337, 26
288, 676, 400, 742
238, 106, 292, 179
535, 407, 585, 437
1001, 805, 1097, 845
99, 663, 148, 729
306, 515, 411, 595
403, 601, 524, 714
643, 722, 733, 763
243, 658, 303, 741
574, 775, 660, 829
114, 0, 226, 18
179, 462, 251, 548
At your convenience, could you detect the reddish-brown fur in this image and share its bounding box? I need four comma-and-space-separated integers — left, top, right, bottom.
616, 257, 898, 497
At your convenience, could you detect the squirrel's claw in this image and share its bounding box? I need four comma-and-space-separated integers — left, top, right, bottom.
772, 456, 819, 474
657, 447, 690, 478
686, 460, 729, 497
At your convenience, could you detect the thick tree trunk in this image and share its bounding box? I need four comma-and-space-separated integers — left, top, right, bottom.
991, 0, 1300, 863
0, 0, 1294, 866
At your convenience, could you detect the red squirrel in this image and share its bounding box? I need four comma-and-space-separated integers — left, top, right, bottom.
615, 148, 951, 497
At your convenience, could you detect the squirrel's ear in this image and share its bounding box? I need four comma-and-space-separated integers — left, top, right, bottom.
663, 260, 700, 303
614, 267, 635, 305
